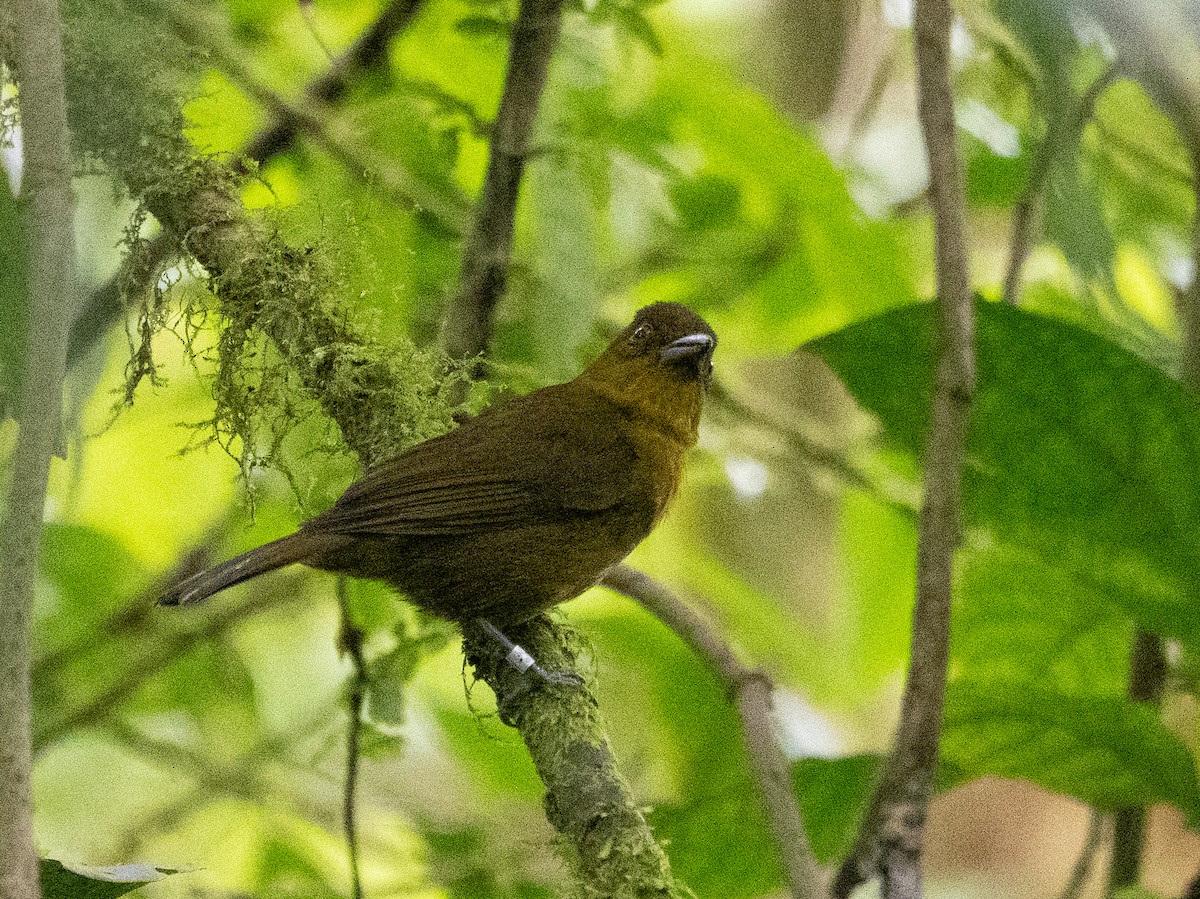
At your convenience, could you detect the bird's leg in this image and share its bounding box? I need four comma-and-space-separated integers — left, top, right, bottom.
474, 618, 583, 687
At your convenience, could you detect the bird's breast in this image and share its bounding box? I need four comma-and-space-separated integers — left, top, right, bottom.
627, 425, 688, 526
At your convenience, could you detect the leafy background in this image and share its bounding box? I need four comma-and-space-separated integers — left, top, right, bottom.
5, 0, 1200, 896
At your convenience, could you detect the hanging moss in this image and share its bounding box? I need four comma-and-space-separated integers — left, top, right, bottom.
59, 0, 464, 477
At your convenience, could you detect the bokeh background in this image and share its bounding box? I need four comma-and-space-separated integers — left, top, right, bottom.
6, 0, 1200, 896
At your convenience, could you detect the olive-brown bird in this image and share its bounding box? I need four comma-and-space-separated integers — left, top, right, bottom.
161, 302, 715, 668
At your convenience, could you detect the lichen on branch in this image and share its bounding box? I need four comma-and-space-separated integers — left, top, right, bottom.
61, 0, 462, 472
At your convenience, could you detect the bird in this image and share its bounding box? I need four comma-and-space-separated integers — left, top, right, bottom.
160, 302, 716, 673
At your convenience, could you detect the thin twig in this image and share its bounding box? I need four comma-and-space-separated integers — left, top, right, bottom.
1107, 629, 1166, 893
336, 578, 367, 899
834, 0, 975, 896
33, 584, 304, 752
1002, 64, 1119, 306
157, 0, 470, 234
442, 0, 567, 361
241, 0, 427, 162
1, 0, 76, 891
601, 565, 821, 899
32, 518, 227, 680
65, 0, 432, 369
1054, 809, 1106, 899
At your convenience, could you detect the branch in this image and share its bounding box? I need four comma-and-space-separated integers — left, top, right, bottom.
157, 0, 470, 235
601, 565, 822, 899
1107, 629, 1167, 893
463, 615, 678, 899
1, 0, 76, 892
336, 579, 367, 899
1054, 809, 1106, 899
835, 0, 975, 896
66, 5, 678, 891
64, 0, 432, 370
33, 584, 304, 751
241, 0, 427, 164
1001, 64, 1118, 307
442, 0, 567, 361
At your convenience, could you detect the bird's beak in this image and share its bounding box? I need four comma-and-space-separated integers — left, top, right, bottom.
660, 333, 714, 362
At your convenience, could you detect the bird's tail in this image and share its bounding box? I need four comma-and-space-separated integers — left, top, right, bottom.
158, 532, 314, 606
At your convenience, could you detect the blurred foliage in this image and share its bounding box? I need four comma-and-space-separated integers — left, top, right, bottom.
6, 0, 1200, 896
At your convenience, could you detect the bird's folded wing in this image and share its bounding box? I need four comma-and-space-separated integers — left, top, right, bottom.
303, 387, 636, 537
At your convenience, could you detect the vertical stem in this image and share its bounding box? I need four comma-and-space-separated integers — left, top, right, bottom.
1, 0, 76, 897
834, 0, 975, 894
337, 579, 367, 899
443, 0, 566, 361
1105, 629, 1165, 897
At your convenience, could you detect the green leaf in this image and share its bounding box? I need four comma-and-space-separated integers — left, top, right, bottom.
991, 0, 1077, 79
954, 548, 1131, 696
811, 300, 1200, 648
454, 15, 509, 38
1044, 154, 1115, 280
670, 175, 741, 232
791, 754, 881, 864
40, 859, 177, 899
942, 681, 1200, 826
609, 4, 663, 56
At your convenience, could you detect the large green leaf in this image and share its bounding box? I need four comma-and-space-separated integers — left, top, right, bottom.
953, 548, 1132, 696
791, 754, 881, 864
942, 681, 1200, 826
811, 300, 1200, 648
811, 300, 1200, 822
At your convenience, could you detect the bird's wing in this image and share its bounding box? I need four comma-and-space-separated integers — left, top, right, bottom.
303, 385, 636, 537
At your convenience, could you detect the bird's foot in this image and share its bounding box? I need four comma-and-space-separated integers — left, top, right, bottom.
474, 618, 584, 688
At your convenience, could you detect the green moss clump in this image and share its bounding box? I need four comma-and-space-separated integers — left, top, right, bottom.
62, 0, 465, 485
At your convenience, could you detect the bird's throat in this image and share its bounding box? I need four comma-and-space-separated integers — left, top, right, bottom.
578, 366, 703, 448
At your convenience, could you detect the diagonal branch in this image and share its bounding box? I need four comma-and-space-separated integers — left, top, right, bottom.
834, 0, 975, 896
1001, 64, 1119, 307
65, 0, 433, 369
602, 565, 822, 899
442, 0, 566, 361
241, 0, 428, 163
65, 4, 679, 892
156, 0, 470, 234
1, 0, 76, 893
464, 615, 678, 899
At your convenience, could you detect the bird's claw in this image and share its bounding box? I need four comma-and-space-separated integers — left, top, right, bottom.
473, 617, 585, 689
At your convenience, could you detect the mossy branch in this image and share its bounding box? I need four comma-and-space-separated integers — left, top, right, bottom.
62, 2, 681, 894
465, 617, 680, 899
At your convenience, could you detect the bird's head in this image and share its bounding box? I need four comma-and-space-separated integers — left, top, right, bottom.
579, 303, 717, 444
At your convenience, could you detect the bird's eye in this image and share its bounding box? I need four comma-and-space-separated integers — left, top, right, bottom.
629, 325, 650, 346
